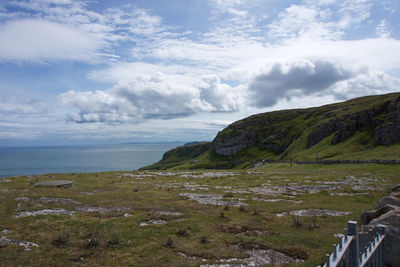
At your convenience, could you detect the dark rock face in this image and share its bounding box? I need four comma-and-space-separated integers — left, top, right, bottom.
213, 127, 259, 156
374, 111, 400, 146
192, 93, 400, 158
306, 106, 387, 149
306, 97, 400, 149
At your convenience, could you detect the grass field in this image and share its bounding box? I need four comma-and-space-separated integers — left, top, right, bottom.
1, 163, 399, 266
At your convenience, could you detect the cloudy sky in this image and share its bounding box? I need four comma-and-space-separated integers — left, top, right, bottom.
0, 0, 399, 146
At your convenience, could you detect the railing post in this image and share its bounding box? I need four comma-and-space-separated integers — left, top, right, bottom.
326, 254, 330, 267
348, 221, 359, 267
377, 224, 387, 266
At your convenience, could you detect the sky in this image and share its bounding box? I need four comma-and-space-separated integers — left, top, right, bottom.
0, 0, 400, 146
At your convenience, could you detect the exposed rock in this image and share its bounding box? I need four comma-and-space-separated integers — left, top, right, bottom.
213, 127, 258, 156
0, 236, 8, 247
251, 198, 303, 204
14, 197, 30, 201
361, 204, 399, 225
39, 197, 81, 205
0, 236, 39, 250
35, 180, 73, 188
374, 110, 400, 146
375, 195, 400, 210
14, 209, 75, 218
366, 209, 400, 266
75, 206, 132, 213
180, 193, 247, 207
391, 184, 400, 192
154, 211, 183, 216
140, 220, 168, 226
277, 209, 352, 217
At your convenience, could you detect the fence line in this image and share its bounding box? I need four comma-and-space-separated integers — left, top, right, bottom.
318, 221, 386, 267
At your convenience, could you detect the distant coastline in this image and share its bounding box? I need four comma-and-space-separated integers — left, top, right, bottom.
0, 143, 183, 178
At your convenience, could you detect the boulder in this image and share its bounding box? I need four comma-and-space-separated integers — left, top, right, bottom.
391, 184, 400, 193
367, 210, 400, 266
375, 195, 400, 210
0, 236, 9, 247
361, 204, 399, 225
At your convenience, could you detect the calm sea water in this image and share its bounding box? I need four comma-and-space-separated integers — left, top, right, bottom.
0, 143, 182, 178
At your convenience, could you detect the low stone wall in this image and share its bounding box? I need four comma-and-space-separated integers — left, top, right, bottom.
256, 159, 400, 166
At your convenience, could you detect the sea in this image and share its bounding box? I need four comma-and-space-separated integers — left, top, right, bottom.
0, 143, 182, 178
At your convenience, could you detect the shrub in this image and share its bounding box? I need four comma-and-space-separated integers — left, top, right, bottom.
200, 235, 208, 244
291, 216, 303, 227
86, 225, 102, 248
164, 237, 174, 247
176, 229, 188, 237
107, 230, 122, 247
52, 230, 70, 247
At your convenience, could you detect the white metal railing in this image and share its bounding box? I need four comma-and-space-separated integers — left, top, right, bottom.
318, 221, 386, 267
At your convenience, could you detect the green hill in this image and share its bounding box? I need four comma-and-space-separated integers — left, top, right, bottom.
142, 92, 400, 170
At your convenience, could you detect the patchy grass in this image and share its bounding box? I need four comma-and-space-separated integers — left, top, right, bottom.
0, 163, 399, 266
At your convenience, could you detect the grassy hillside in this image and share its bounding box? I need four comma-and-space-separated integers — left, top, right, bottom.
143, 92, 400, 170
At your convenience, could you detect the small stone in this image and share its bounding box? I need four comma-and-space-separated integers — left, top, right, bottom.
0, 236, 9, 247
14, 197, 30, 201
124, 213, 132, 217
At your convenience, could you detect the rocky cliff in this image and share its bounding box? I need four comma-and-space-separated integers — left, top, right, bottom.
144, 92, 400, 170
212, 93, 400, 157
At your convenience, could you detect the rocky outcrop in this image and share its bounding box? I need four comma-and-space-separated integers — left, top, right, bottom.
306, 101, 390, 148
361, 184, 400, 266
213, 92, 400, 157
213, 127, 259, 156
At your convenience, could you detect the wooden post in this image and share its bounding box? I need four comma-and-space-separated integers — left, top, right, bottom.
348, 221, 359, 267
290, 151, 292, 167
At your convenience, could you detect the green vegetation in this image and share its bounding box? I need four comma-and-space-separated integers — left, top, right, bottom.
1, 164, 399, 266
144, 92, 400, 170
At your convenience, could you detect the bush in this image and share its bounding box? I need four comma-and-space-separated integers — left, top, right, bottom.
107, 230, 122, 247
52, 230, 70, 247
200, 235, 208, 244
164, 237, 174, 247
291, 216, 303, 228
176, 229, 188, 237
86, 225, 103, 248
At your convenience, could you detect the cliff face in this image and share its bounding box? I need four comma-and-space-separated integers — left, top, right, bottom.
144, 93, 400, 170
212, 93, 400, 157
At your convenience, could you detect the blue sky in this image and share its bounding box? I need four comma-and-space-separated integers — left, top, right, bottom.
0, 0, 400, 146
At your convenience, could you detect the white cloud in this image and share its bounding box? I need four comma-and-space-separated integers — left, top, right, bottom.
1, 0, 164, 62
60, 72, 240, 123
331, 71, 400, 100
0, 19, 104, 62
376, 19, 391, 38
